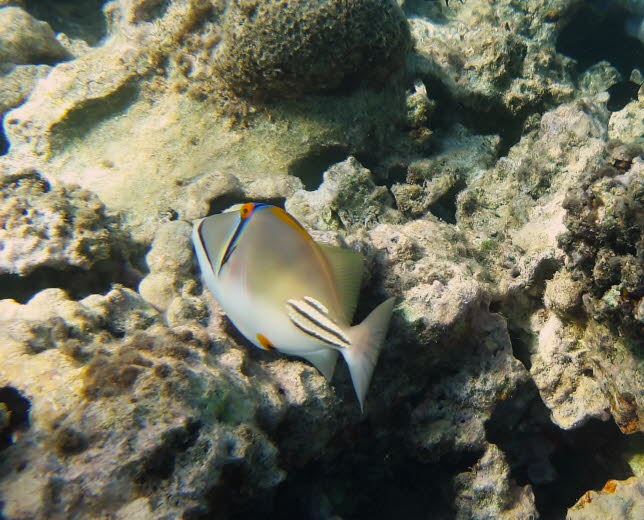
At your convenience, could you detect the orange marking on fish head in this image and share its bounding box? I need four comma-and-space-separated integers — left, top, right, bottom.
240, 203, 256, 220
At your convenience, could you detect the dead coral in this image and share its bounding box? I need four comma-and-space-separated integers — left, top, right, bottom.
558, 151, 644, 344
0, 169, 112, 276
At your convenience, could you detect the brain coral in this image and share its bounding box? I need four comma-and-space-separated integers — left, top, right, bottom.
214, 0, 411, 99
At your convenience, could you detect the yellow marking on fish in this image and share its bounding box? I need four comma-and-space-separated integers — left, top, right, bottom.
269, 206, 312, 243
257, 333, 275, 350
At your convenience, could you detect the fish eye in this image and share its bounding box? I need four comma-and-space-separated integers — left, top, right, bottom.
240, 203, 254, 218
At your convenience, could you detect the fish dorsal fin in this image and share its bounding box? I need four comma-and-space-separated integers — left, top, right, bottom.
317, 243, 363, 323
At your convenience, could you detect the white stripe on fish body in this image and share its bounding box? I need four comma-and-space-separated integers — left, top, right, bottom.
303, 296, 329, 315
286, 297, 351, 349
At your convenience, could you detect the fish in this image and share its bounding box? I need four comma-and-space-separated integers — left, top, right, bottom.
191, 203, 395, 411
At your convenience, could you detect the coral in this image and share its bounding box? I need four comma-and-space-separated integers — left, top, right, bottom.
286, 157, 402, 231
0, 403, 8, 432
529, 149, 644, 434
544, 269, 584, 317
558, 153, 643, 347
454, 444, 537, 520
567, 477, 644, 520
410, 0, 577, 115
0, 169, 112, 276
1, 0, 410, 242
22, 0, 109, 47
579, 61, 623, 96
1, 0, 643, 518
0, 7, 70, 65
0, 286, 340, 519
213, 0, 411, 99
138, 220, 195, 311
0, 63, 50, 117
137, 219, 209, 327
390, 126, 500, 220
448, 94, 643, 434
608, 98, 644, 145
456, 96, 609, 248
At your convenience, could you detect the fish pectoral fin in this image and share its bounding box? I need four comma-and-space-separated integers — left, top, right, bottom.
300, 349, 339, 381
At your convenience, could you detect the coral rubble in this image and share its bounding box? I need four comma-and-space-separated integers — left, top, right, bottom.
0, 0, 642, 518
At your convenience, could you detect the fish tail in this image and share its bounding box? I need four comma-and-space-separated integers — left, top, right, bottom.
342, 297, 395, 412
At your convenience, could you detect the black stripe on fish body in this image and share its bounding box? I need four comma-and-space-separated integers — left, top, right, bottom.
286, 298, 351, 349
288, 315, 349, 349
287, 298, 349, 344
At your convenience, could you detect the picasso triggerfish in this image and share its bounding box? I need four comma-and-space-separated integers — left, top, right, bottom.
191, 203, 395, 410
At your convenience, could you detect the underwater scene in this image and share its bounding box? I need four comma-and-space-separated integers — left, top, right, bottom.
0, 0, 643, 519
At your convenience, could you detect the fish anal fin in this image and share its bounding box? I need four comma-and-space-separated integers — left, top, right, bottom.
300, 349, 339, 381
317, 243, 364, 323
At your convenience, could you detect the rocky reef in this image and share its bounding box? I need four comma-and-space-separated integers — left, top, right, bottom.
0, 0, 642, 519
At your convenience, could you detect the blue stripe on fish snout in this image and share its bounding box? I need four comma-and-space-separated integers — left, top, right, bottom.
217, 203, 270, 275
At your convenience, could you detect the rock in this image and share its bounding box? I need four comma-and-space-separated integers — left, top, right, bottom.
0, 285, 339, 519
544, 270, 584, 317
608, 99, 644, 146
286, 157, 402, 231
454, 444, 537, 520
390, 125, 500, 219
567, 477, 644, 520
138, 220, 196, 311
0, 7, 70, 65
410, 0, 576, 115
579, 61, 623, 96
0, 169, 112, 276
0, 402, 9, 431
0, 63, 50, 116
214, 0, 411, 99
405, 80, 435, 131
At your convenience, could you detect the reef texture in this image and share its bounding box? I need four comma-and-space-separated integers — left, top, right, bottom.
214, 0, 411, 99
0, 0, 643, 519
0, 6, 69, 66
0, 169, 112, 275
567, 477, 644, 520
